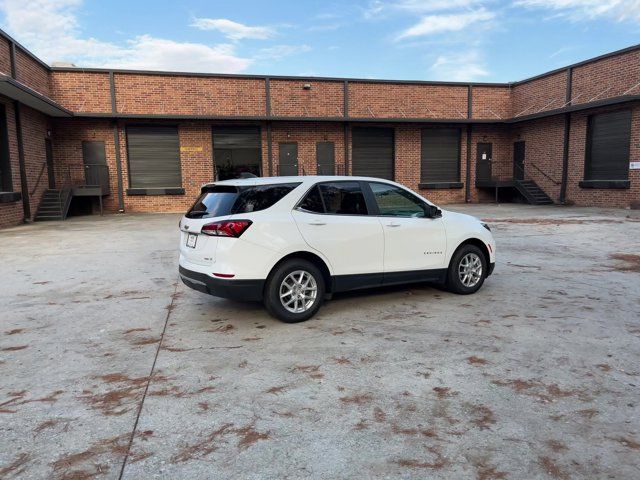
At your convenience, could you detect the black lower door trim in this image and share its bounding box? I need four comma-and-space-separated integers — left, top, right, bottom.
383, 268, 447, 286
332, 268, 447, 293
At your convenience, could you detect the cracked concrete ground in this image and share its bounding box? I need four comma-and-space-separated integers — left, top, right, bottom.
1, 204, 639, 479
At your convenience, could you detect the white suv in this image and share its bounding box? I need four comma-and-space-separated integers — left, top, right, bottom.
179, 176, 495, 322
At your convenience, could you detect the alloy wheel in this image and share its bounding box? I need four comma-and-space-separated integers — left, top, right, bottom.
279, 270, 318, 313
458, 253, 483, 288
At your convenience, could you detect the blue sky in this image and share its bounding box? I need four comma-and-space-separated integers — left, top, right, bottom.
1, 1, 639, 82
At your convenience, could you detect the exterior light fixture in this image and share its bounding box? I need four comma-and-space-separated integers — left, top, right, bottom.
303, 83, 311, 90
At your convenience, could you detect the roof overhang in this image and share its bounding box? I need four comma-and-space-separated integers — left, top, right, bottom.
0, 75, 72, 117
508, 95, 640, 123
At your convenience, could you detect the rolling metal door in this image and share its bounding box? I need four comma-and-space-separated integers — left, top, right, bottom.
586, 110, 631, 180
127, 126, 181, 188
352, 128, 394, 180
421, 128, 461, 182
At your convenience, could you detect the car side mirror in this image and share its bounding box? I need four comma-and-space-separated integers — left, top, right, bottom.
425, 204, 442, 218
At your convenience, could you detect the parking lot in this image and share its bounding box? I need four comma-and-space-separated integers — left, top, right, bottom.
1, 204, 639, 479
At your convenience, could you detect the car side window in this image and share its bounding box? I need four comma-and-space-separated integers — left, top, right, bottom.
298, 185, 325, 213
319, 182, 368, 215
369, 182, 427, 217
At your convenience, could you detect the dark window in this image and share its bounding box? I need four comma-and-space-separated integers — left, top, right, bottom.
421, 128, 461, 183
186, 183, 300, 219
318, 181, 368, 215
585, 110, 631, 181
369, 182, 427, 217
298, 185, 325, 213
0, 105, 11, 192
213, 126, 262, 180
127, 126, 181, 188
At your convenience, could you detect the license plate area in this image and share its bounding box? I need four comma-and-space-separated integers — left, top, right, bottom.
186, 233, 198, 248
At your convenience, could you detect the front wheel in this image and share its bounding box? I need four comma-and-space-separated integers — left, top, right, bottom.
264, 259, 325, 323
446, 245, 486, 294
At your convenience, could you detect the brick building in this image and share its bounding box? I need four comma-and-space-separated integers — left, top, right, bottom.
0, 27, 638, 229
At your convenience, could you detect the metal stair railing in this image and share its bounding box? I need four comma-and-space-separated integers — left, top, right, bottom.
58, 166, 73, 220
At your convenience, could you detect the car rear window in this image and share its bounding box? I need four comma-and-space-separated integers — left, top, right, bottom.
186, 183, 300, 218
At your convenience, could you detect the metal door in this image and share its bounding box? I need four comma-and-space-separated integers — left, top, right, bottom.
279, 143, 298, 176
316, 142, 335, 175
513, 141, 525, 181
82, 140, 109, 191
476, 143, 493, 182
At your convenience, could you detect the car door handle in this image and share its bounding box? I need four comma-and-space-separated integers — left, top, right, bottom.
308, 220, 326, 226
386, 222, 401, 227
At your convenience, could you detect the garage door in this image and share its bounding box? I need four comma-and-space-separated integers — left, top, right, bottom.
127, 126, 181, 188
352, 127, 394, 180
212, 126, 262, 180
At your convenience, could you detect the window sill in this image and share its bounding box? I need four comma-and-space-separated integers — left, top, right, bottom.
126, 188, 185, 196
578, 180, 630, 189
0, 192, 22, 203
419, 182, 463, 190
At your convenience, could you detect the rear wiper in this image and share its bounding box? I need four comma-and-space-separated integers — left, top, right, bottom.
187, 210, 208, 218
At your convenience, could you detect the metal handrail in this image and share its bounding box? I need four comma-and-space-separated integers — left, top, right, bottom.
58, 166, 72, 220
515, 161, 560, 186
529, 162, 561, 185
30, 161, 47, 196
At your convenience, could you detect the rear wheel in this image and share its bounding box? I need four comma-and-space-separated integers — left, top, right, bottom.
264, 259, 325, 323
446, 244, 486, 294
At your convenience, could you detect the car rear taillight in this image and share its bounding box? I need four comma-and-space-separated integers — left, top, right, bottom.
201, 220, 252, 238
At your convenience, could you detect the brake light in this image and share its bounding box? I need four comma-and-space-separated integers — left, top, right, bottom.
201, 220, 252, 238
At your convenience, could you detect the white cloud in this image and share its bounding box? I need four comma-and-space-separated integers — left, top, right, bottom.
515, 0, 640, 22
0, 0, 254, 73
430, 50, 489, 81
365, 0, 486, 17
190, 18, 276, 41
396, 8, 495, 39
258, 44, 312, 60
395, 0, 486, 12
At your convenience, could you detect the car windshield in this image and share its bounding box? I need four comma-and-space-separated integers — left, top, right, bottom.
186, 183, 300, 219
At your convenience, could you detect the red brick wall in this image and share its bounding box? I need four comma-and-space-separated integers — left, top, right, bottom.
14, 47, 50, 96
21, 106, 51, 217
511, 70, 568, 118
349, 82, 468, 119
0, 98, 51, 228
49, 72, 112, 113
270, 80, 344, 117
270, 122, 345, 175
572, 49, 640, 105
113, 74, 266, 116
565, 104, 640, 207
0, 36, 11, 76
0, 97, 22, 228
472, 86, 511, 120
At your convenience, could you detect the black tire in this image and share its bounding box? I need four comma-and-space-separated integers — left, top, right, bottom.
446, 244, 487, 295
264, 259, 325, 323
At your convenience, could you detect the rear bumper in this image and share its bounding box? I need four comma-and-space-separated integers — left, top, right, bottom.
179, 266, 264, 302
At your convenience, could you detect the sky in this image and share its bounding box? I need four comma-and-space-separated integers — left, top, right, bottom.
0, 0, 638, 83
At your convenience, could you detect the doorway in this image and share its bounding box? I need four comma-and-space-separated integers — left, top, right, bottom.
513, 141, 525, 181
476, 143, 493, 182
279, 143, 298, 176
